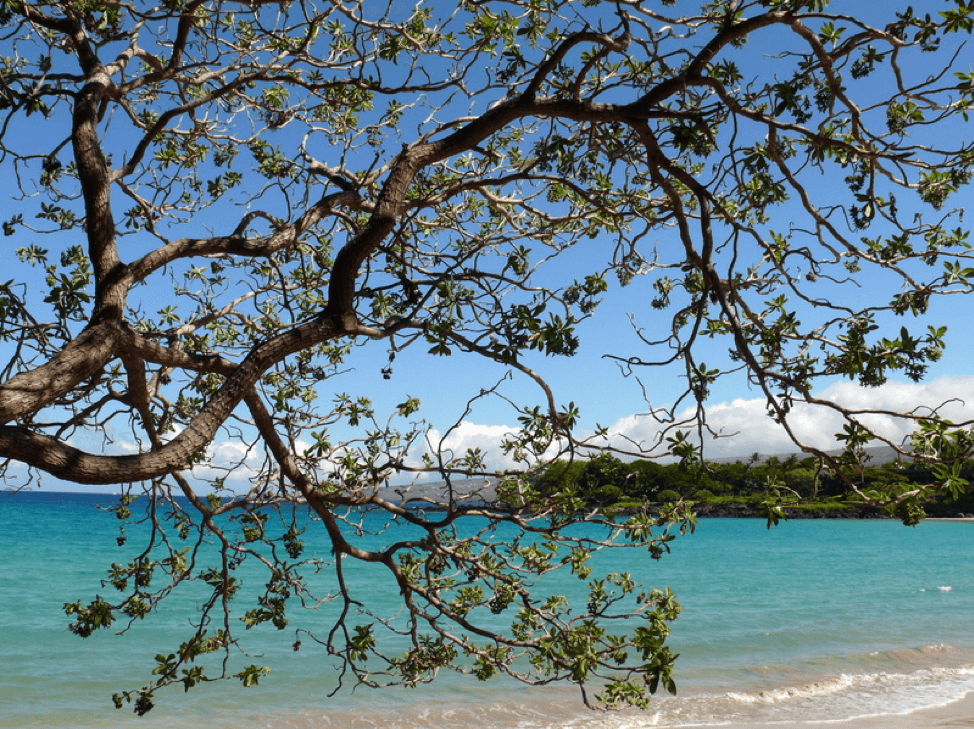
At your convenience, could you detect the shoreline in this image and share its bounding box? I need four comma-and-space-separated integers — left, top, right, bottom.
700, 689, 974, 729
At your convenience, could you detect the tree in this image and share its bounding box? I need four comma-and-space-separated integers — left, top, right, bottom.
576, 452, 628, 503
1, 0, 973, 715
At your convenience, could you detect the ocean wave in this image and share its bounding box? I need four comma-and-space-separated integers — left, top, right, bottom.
238, 663, 974, 729
726, 663, 974, 705
726, 673, 856, 704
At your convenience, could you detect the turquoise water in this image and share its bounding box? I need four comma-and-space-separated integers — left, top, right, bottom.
3, 492, 974, 728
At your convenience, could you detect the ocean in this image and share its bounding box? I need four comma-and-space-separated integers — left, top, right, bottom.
3, 491, 974, 729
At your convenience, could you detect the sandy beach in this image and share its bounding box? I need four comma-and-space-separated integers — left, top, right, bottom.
705, 691, 974, 728
927, 518, 974, 522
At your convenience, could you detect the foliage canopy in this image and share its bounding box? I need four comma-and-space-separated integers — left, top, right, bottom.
1, 0, 973, 714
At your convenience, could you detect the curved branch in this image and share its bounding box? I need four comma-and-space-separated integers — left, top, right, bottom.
0, 316, 338, 483
0, 321, 120, 424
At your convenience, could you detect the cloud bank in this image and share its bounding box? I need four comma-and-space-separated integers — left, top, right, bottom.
604, 375, 974, 460
413, 376, 974, 469
38, 376, 974, 494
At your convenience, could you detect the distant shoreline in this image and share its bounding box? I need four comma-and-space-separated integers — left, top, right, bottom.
8, 489, 974, 523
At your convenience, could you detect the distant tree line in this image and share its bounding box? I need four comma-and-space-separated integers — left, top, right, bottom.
532, 453, 974, 511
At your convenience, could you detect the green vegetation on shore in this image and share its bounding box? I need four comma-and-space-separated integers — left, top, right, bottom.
532, 453, 974, 520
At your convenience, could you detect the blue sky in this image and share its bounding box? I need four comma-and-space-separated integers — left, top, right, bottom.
2, 0, 973, 492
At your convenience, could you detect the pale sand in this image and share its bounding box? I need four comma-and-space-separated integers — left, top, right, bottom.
705, 691, 974, 728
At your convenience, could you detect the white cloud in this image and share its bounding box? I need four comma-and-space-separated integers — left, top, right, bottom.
402, 420, 564, 476
54, 376, 969, 494
413, 421, 519, 473
601, 375, 974, 460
